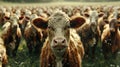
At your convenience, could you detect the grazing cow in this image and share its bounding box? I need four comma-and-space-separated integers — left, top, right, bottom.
101, 15, 120, 59
1, 14, 22, 56
0, 38, 8, 67
32, 10, 85, 67
77, 10, 104, 58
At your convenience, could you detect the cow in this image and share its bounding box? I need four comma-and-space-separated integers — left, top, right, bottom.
101, 10, 120, 59
32, 10, 85, 67
1, 14, 22, 57
76, 10, 104, 59
0, 38, 8, 67
98, 6, 110, 34
23, 14, 47, 55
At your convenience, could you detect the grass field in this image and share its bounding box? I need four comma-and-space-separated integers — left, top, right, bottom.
0, 1, 120, 67
5, 39, 120, 67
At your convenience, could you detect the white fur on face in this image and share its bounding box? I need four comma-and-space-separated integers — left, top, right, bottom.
48, 11, 70, 44
47, 11, 70, 63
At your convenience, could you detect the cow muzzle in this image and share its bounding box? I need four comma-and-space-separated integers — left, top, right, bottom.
110, 28, 115, 32
52, 37, 68, 52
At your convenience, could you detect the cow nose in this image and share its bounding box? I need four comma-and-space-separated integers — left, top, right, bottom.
54, 38, 66, 44
53, 37, 67, 51
91, 22, 96, 25
110, 28, 115, 32
12, 24, 17, 28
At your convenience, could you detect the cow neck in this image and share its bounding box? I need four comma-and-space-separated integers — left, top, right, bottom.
62, 40, 81, 67
41, 37, 81, 67
110, 26, 119, 45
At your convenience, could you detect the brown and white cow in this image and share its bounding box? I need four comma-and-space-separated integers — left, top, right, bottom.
77, 10, 104, 58
101, 14, 120, 59
1, 14, 22, 57
24, 14, 47, 55
32, 10, 85, 67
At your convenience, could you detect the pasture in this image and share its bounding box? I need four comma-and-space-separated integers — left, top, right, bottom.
0, 1, 120, 67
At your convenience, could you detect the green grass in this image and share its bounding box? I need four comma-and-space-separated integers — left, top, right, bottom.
5, 38, 120, 67
6, 39, 40, 67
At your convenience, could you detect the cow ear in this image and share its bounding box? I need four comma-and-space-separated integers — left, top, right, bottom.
98, 12, 104, 17
70, 16, 86, 28
4, 16, 10, 20
117, 20, 120, 26
19, 16, 24, 20
84, 12, 89, 18
32, 17, 48, 30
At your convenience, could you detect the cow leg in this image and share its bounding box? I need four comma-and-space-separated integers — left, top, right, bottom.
12, 36, 21, 56
27, 41, 33, 55
112, 50, 118, 59
34, 42, 41, 54
2, 64, 6, 67
102, 42, 110, 60
92, 38, 98, 59
84, 44, 89, 58
6, 46, 12, 56
91, 43, 97, 59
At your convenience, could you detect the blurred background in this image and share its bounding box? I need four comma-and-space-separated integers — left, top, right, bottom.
1, 0, 120, 3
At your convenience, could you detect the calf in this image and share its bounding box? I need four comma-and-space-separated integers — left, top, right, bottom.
32, 10, 85, 67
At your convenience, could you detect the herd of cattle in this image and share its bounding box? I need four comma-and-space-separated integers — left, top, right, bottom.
0, 5, 120, 67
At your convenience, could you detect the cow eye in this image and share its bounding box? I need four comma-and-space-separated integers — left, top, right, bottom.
64, 25, 70, 30
48, 26, 54, 31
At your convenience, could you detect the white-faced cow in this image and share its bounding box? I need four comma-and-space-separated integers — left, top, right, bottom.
1, 14, 22, 57
77, 10, 104, 58
32, 10, 85, 67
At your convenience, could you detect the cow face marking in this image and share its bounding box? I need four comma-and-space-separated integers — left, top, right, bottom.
10, 14, 19, 33
86, 10, 104, 33
89, 11, 98, 25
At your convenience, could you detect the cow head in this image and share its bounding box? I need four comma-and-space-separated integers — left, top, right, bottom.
109, 8, 120, 33
84, 10, 104, 32
109, 18, 120, 33
32, 11, 85, 57
9, 14, 22, 38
